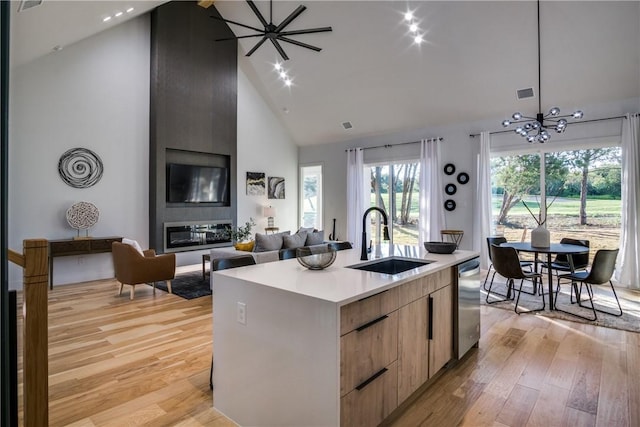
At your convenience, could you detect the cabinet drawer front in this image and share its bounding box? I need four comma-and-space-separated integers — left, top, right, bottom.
341, 361, 398, 427
422, 267, 453, 295
340, 287, 398, 336
50, 240, 91, 255
341, 310, 398, 396
90, 238, 122, 251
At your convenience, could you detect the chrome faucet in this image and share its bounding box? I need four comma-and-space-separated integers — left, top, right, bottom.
361, 207, 390, 260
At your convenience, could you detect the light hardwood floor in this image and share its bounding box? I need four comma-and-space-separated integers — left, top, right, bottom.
16, 272, 640, 426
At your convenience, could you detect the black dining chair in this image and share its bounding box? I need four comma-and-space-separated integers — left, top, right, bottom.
541, 237, 590, 278
210, 254, 257, 389
554, 248, 621, 321
484, 237, 534, 292
487, 244, 544, 314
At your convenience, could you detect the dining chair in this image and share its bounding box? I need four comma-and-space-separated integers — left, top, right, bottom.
540, 237, 590, 280
487, 244, 544, 314
554, 248, 621, 321
483, 237, 534, 292
210, 254, 257, 389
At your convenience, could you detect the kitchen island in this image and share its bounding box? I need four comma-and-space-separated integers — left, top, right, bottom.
212, 245, 479, 426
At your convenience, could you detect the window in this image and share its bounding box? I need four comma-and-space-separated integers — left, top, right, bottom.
491, 145, 621, 262
367, 161, 420, 246
300, 164, 322, 230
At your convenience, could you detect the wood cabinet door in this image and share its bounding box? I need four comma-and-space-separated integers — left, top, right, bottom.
397, 296, 429, 403
341, 361, 398, 427
429, 284, 453, 378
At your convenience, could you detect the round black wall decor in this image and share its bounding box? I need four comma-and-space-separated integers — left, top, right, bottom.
445, 183, 457, 195
457, 172, 470, 185
444, 163, 455, 175
444, 199, 456, 211
58, 148, 104, 188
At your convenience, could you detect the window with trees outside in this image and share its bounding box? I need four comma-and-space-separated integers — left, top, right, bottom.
300, 164, 322, 230
367, 161, 420, 246
491, 145, 621, 263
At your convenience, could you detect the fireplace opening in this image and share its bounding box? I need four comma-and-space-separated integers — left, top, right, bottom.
164, 220, 232, 252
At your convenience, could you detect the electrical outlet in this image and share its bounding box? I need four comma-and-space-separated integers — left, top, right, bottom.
237, 302, 246, 325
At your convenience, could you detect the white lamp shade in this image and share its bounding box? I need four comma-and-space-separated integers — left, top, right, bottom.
263, 206, 276, 218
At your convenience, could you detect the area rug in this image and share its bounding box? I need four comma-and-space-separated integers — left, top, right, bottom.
481, 277, 640, 333
152, 271, 211, 300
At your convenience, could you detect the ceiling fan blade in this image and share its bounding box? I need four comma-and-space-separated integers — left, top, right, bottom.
246, 0, 269, 28
274, 5, 306, 32
246, 36, 268, 57
276, 36, 322, 52
269, 38, 289, 61
278, 27, 333, 36
210, 15, 264, 33
216, 33, 266, 42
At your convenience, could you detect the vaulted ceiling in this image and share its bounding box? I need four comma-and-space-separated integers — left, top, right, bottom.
10, 1, 640, 146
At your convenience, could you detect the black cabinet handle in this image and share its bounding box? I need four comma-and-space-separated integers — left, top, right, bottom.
357, 289, 388, 302
356, 315, 388, 332
355, 367, 388, 391
428, 295, 433, 340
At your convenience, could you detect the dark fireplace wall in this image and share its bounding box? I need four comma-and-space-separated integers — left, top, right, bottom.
149, 1, 237, 252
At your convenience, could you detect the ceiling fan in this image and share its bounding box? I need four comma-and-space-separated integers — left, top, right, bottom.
212, 0, 332, 61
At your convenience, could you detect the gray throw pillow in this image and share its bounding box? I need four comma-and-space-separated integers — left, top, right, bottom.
254, 232, 285, 252
305, 230, 325, 246
283, 231, 307, 249
298, 227, 316, 234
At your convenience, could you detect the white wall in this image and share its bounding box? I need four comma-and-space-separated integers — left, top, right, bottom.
9, 17, 151, 289
299, 97, 640, 252
236, 58, 298, 235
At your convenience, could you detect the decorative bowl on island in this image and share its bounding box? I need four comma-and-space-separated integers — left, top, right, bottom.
296, 246, 337, 270
423, 241, 457, 254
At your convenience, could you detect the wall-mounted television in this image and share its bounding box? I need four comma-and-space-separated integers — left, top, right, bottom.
166, 163, 230, 204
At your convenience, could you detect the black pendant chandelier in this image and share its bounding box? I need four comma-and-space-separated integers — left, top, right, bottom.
212, 0, 332, 61
501, 0, 583, 143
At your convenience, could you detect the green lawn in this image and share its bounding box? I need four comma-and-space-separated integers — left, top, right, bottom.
493, 196, 621, 218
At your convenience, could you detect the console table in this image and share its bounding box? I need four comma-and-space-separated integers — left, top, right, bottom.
49, 236, 122, 289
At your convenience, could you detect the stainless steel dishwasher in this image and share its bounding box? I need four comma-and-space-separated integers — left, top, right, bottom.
453, 257, 481, 359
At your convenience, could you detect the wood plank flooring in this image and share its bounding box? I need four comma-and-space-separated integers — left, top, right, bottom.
15, 271, 640, 426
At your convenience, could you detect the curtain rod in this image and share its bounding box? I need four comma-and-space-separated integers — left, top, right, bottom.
345, 137, 443, 152
469, 115, 627, 138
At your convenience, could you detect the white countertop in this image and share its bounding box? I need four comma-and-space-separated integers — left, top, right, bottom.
213, 245, 479, 305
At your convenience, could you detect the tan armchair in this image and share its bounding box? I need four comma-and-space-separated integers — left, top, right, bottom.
112, 242, 176, 300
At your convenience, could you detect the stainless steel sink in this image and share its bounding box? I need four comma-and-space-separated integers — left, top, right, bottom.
347, 257, 433, 274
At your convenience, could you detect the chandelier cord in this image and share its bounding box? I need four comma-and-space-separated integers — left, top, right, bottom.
537, 0, 542, 115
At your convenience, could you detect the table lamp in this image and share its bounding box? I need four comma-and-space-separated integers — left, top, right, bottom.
263, 206, 276, 228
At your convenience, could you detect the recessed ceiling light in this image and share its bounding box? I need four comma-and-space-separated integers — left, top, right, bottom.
274, 63, 282, 71
115, 11, 123, 17
284, 79, 292, 87
409, 23, 418, 33
404, 12, 413, 21
126, 7, 134, 13
414, 35, 423, 44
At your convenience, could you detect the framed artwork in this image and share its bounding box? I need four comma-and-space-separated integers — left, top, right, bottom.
268, 176, 285, 199
246, 172, 265, 195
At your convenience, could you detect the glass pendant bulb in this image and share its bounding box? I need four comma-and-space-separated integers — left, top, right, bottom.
527, 135, 535, 143
512, 112, 522, 120
502, 120, 511, 127
573, 110, 584, 119
549, 107, 560, 116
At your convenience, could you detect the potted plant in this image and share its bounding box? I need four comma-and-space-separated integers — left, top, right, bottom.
226, 218, 256, 249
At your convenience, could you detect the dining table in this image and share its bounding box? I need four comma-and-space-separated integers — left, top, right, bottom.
500, 241, 590, 310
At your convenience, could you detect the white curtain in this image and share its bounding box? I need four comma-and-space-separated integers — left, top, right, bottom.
346, 148, 366, 250
616, 113, 640, 289
473, 131, 493, 270
418, 138, 445, 248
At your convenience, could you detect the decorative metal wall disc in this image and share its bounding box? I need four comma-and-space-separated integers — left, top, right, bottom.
444, 199, 456, 211
58, 148, 103, 188
445, 183, 457, 195
457, 172, 470, 185
66, 201, 100, 230
444, 163, 455, 175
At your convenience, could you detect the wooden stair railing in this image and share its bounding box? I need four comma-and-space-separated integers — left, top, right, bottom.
8, 239, 49, 427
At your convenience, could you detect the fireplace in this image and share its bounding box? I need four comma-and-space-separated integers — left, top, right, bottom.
164, 220, 232, 253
